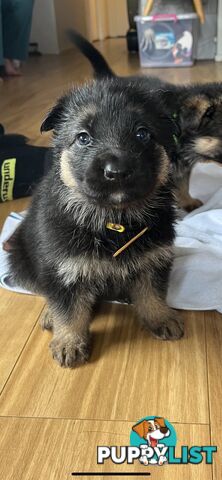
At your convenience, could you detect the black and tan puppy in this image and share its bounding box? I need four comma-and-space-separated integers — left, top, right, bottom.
9, 34, 183, 368
165, 84, 222, 211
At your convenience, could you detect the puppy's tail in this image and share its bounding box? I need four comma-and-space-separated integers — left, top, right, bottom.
67, 29, 114, 78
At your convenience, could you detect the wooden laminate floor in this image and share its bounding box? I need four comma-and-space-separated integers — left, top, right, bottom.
0, 38, 222, 480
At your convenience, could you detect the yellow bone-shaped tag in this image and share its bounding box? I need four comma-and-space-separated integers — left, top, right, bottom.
106, 223, 125, 233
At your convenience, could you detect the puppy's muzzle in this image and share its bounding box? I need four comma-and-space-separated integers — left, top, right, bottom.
103, 155, 133, 182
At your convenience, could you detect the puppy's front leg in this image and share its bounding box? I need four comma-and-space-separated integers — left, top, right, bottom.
48, 286, 96, 368
176, 171, 202, 212
131, 268, 184, 341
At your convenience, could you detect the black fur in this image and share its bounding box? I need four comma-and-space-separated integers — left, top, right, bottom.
67, 30, 114, 78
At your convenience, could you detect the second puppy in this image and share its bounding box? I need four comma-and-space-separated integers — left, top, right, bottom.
165, 83, 222, 211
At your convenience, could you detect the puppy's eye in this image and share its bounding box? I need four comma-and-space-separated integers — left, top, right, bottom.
76, 132, 91, 146
205, 106, 215, 118
136, 127, 150, 142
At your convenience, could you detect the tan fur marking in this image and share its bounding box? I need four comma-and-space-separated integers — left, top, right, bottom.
56, 245, 173, 287
135, 283, 171, 327
60, 150, 77, 188
48, 292, 94, 367
157, 146, 170, 186
185, 95, 210, 114
194, 136, 221, 156
182, 95, 210, 129
131, 273, 184, 340
176, 174, 202, 212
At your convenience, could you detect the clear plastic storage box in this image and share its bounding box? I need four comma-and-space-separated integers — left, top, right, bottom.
135, 14, 198, 67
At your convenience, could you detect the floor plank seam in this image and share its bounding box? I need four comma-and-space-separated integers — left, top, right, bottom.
0, 415, 211, 425
204, 313, 214, 480
0, 303, 45, 397
204, 312, 213, 437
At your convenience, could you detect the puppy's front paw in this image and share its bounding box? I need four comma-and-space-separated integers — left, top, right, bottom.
151, 314, 184, 341
184, 198, 203, 212
50, 333, 91, 368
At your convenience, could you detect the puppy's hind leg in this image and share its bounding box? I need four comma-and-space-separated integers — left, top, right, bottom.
131, 265, 184, 341
48, 285, 96, 368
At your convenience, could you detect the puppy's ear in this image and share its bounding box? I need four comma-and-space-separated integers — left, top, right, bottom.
40, 101, 64, 133
199, 104, 216, 129
132, 420, 149, 439
179, 95, 212, 131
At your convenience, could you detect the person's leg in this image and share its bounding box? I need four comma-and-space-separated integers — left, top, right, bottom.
0, 0, 4, 80
2, 0, 34, 63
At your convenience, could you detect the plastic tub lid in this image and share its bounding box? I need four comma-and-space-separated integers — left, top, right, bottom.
134, 13, 198, 21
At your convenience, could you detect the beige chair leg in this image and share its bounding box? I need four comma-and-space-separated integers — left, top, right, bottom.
143, 0, 205, 23
143, 0, 154, 17
193, 0, 205, 24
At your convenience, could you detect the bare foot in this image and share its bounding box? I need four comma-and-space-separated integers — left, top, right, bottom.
4, 59, 22, 76
13, 59, 21, 70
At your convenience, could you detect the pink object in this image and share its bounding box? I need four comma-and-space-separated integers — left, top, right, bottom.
152, 14, 178, 22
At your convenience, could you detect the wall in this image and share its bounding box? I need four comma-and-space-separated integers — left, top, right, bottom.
30, 0, 129, 53
30, 0, 59, 54
90, 0, 129, 40
31, 0, 90, 53
216, 0, 222, 60
105, 0, 129, 38
54, 0, 89, 51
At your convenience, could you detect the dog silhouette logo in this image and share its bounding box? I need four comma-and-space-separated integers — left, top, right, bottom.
130, 416, 177, 466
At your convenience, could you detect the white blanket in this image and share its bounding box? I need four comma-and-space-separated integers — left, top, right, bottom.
167, 162, 222, 313
0, 211, 32, 295
0, 162, 222, 312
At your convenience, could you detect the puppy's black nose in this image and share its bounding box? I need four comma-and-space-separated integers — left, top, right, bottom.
104, 162, 131, 182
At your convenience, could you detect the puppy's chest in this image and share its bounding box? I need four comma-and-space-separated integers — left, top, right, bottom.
56, 252, 134, 286
55, 222, 169, 286
56, 230, 152, 286
67, 222, 155, 259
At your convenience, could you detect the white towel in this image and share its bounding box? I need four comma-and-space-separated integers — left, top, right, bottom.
0, 212, 32, 295
1, 162, 222, 311
167, 163, 222, 313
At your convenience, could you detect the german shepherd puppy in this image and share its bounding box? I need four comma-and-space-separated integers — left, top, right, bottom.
164, 83, 222, 211
9, 32, 184, 368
